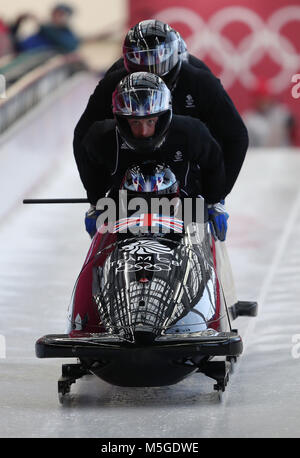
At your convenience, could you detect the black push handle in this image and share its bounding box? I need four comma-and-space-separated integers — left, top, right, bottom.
23, 198, 89, 204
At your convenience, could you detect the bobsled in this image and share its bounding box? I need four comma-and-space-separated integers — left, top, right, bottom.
33, 163, 257, 402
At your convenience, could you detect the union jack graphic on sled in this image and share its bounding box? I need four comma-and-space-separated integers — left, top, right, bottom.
113, 213, 184, 233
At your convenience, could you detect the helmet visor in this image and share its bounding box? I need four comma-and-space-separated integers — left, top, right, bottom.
124, 41, 179, 75
113, 88, 171, 117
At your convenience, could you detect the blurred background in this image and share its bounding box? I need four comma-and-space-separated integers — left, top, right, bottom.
0, 0, 127, 69
129, 0, 300, 147
0, 2, 300, 437
0, 0, 299, 145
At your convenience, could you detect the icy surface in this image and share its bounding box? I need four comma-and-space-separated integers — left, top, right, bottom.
0, 82, 300, 437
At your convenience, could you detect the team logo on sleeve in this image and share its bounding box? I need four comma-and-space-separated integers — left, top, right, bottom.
185, 94, 195, 108
173, 151, 183, 162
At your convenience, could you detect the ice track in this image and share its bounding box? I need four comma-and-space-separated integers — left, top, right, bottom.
0, 74, 300, 438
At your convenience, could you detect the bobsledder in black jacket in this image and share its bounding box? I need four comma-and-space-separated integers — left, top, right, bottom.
79, 117, 225, 205
73, 19, 248, 199
75, 72, 226, 238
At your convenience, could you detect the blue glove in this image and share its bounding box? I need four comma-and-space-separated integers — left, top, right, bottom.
208, 200, 229, 241
85, 206, 101, 238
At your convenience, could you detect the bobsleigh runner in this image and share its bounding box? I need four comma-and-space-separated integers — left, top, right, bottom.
24, 163, 257, 403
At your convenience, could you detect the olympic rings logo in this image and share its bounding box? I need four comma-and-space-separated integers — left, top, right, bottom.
156, 6, 300, 93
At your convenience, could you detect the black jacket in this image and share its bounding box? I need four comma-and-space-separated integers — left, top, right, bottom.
77, 115, 225, 206
74, 56, 248, 196
103, 54, 213, 76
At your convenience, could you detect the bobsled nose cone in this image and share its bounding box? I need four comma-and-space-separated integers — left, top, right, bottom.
134, 330, 156, 345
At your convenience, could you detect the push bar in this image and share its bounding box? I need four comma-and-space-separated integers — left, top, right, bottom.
23, 198, 89, 204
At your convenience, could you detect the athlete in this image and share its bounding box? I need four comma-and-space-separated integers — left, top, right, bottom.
73, 20, 247, 240
75, 72, 227, 240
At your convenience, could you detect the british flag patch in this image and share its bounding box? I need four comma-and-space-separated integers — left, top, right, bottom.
113, 214, 184, 233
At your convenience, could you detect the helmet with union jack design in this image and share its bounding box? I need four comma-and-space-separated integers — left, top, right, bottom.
123, 19, 183, 89
112, 72, 172, 154
120, 162, 181, 219
122, 162, 179, 197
